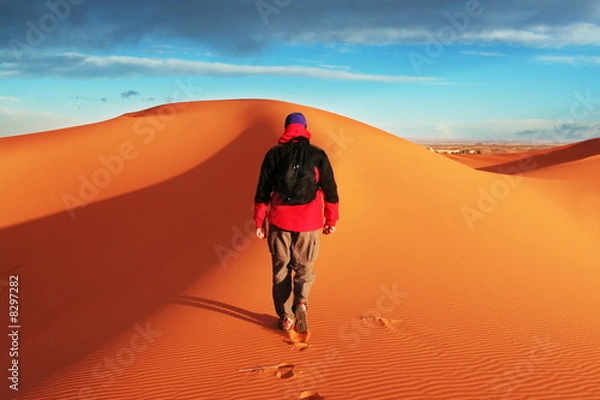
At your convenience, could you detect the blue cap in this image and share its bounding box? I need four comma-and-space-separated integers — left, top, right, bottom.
284, 112, 307, 127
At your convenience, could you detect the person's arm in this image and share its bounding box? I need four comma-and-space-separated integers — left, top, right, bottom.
318, 151, 339, 233
254, 148, 277, 238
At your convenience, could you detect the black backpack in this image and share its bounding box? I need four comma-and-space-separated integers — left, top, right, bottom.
275, 140, 320, 205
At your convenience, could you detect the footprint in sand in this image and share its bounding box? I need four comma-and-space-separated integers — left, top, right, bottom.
299, 391, 324, 400
237, 363, 299, 380
275, 363, 297, 379
360, 316, 403, 334
284, 330, 311, 351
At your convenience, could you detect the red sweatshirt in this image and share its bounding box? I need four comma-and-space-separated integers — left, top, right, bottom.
254, 124, 339, 232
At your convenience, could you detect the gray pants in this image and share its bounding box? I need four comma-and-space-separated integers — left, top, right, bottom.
268, 224, 320, 320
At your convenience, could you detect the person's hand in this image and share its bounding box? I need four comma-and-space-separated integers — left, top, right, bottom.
256, 227, 266, 239
323, 225, 336, 235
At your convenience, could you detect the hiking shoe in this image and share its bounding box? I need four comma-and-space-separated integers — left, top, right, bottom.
294, 303, 308, 334
278, 317, 294, 331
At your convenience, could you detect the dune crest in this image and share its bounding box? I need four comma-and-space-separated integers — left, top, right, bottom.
446, 137, 600, 181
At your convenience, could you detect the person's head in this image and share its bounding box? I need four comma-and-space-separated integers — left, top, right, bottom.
284, 112, 307, 128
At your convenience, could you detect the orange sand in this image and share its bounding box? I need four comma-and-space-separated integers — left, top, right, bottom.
1, 99, 599, 400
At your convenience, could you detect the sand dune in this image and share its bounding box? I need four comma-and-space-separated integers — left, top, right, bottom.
1, 99, 599, 399
447, 138, 600, 181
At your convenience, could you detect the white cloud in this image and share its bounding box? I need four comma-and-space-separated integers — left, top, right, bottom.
302, 23, 600, 49
296, 27, 432, 46
461, 23, 600, 48
386, 118, 600, 142
5, 52, 445, 84
434, 123, 459, 139
537, 55, 600, 66
0, 96, 19, 102
143, 44, 207, 56
316, 64, 353, 71
3, 1, 600, 58
461, 50, 508, 57
115, 55, 440, 83
0, 107, 83, 137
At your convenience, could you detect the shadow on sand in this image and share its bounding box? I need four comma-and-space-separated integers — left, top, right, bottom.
0, 106, 282, 397
172, 296, 278, 329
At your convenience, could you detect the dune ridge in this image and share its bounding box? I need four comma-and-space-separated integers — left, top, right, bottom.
1, 99, 599, 399
446, 137, 600, 181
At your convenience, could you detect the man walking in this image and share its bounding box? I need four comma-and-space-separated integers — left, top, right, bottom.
254, 112, 339, 333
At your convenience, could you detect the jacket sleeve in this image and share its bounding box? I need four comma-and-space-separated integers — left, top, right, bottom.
317, 151, 339, 226
253, 148, 277, 228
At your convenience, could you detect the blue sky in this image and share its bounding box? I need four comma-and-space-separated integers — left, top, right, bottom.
1, 0, 600, 141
